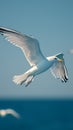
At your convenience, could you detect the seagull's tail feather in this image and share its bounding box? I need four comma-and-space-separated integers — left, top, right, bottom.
13, 73, 29, 85
13, 72, 34, 86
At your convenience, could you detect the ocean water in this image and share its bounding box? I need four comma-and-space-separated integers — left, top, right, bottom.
0, 99, 73, 130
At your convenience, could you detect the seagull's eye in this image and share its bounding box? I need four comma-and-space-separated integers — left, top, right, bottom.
55, 57, 57, 60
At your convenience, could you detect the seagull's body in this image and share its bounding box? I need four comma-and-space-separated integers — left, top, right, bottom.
0, 109, 20, 118
0, 27, 68, 86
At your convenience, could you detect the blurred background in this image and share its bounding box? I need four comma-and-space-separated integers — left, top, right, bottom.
0, 0, 73, 129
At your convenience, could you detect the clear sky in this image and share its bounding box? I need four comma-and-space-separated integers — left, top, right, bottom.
0, 0, 73, 99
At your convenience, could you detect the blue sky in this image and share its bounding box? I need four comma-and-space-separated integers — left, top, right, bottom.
0, 0, 73, 99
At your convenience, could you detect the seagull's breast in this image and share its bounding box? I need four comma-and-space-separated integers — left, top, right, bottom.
27, 59, 51, 77
34, 59, 52, 75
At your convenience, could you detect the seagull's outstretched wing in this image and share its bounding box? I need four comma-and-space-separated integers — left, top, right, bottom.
50, 54, 68, 82
0, 27, 45, 66
5, 109, 20, 118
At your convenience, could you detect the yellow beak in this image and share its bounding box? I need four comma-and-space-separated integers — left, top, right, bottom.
58, 58, 63, 62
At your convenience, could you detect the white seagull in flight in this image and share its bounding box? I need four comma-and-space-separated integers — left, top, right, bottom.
0, 27, 68, 86
0, 109, 20, 119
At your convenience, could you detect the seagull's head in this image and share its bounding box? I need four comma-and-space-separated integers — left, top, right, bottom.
55, 53, 64, 63
47, 55, 63, 63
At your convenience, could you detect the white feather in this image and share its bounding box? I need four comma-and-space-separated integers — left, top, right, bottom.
0, 27, 45, 66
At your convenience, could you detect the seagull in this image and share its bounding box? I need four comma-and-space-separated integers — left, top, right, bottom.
0, 108, 20, 118
0, 27, 68, 86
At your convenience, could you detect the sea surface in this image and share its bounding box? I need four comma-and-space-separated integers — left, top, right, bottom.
0, 99, 73, 130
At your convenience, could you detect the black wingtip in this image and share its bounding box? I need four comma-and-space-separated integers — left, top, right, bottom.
0, 27, 15, 35
61, 76, 68, 83
0, 27, 6, 35
0, 27, 20, 35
